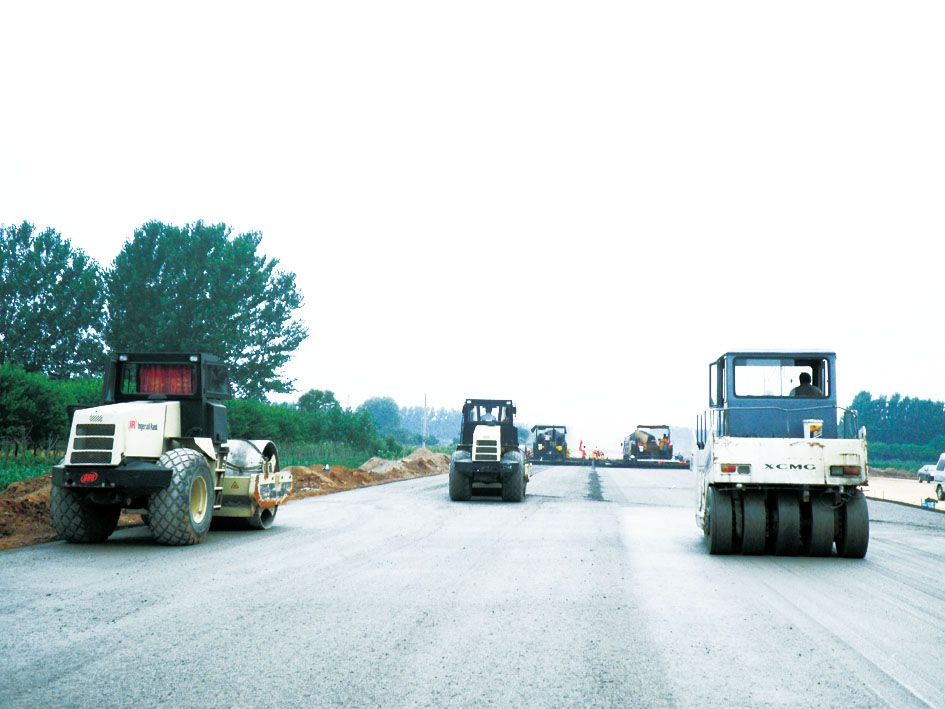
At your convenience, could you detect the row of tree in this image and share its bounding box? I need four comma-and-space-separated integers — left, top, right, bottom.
0, 365, 381, 457
850, 391, 945, 445
359, 396, 531, 447
1, 221, 306, 399
850, 391, 945, 466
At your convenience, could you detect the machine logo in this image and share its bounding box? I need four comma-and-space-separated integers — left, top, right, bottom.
764, 463, 817, 470
128, 420, 158, 431
80, 473, 98, 484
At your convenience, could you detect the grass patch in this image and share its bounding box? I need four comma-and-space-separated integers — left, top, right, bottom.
869, 458, 923, 473
278, 442, 376, 470
0, 453, 59, 492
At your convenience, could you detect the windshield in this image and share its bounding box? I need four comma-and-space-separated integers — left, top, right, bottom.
468, 403, 512, 424
733, 357, 829, 398
120, 363, 196, 395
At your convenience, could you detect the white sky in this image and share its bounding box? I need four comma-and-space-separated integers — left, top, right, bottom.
2, 1, 943, 453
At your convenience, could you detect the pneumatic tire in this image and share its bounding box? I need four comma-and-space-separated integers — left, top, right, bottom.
740, 492, 766, 555
807, 495, 835, 557
148, 448, 214, 546
501, 451, 525, 502
449, 451, 472, 501
706, 486, 733, 554
50, 486, 121, 543
501, 469, 524, 502
774, 492, 801, 556
836, 490, 869, 559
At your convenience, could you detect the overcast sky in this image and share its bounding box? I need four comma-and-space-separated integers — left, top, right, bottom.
2, 1, 943, 453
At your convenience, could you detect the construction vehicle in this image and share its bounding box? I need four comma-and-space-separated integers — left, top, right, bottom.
694, 351, 869, 557
621, 425, 689, 469
531, 425, 568, 462
449, 399, 528, 502
51, 352, 292, 545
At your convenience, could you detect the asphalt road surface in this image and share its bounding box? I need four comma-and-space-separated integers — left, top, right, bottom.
2, 465, 944, 708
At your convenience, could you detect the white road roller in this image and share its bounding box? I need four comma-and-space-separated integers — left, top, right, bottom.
694, 351, 869, 557
51, 352, 291, 545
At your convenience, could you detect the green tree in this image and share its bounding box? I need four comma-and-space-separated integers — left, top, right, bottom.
0, 222, 105, 377
358, 396, 401, 436
104, 221, 307, 399
298, 389, 341, 415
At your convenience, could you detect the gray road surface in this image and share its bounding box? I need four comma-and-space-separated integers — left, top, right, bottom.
1, 465, 944, 708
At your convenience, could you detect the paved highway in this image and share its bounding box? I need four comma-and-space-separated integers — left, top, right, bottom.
1, 465, 944, 708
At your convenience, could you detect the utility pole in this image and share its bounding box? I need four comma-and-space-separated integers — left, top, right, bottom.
422, 393, 427, 449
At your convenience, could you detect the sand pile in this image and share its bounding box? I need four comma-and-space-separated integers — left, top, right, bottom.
358, 448, 450, 476
289, 448, 449, 499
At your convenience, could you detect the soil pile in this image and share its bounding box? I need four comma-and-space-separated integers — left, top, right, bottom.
0, 474, 57, 550
0, 448, 448, 551
288, 448, 449, 499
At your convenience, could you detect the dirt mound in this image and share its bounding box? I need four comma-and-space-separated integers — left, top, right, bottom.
0, 448, 448, 551
0, 474, 57, 550
290, 448, 449, 498
359, 448, 450, 477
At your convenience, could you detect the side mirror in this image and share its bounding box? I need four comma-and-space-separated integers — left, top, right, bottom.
858, 426, 867, 440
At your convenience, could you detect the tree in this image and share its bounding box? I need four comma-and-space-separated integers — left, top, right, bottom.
298, 389, 341, 415
358, 397, 401, 436
0, 222, 105, 378
104, 221, 307, 399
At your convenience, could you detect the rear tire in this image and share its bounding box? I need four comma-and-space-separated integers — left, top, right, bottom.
774, 492, 801, 556
501, 451, 525, 502
836, 490, 869, 559
501, 468, 525, 502
448, 453, 472, 501
706, 486, 733, 554
807, 495, 835, 557
936, 484, 945, 502
50, 486, 120, 543
148, 448, 214, 546
740, 492, 766, 555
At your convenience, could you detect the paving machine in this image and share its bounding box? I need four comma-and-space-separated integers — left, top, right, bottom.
531, 425, 569, 462
621, 425, 689, 469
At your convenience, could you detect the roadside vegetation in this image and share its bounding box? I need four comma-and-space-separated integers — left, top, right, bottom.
851, 392, 945, 471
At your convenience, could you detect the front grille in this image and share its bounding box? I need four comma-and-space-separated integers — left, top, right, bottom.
89, 415, 104, 423
73, 437, 114, 451
76, 424, 115, 436
474, 440, 499, 461
70, 452, 112, 464
70, 420, 115, 464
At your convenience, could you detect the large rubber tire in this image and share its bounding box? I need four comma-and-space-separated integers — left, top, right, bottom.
501, 468, 525, 502
774, 492, 801, 555
148, 448, 214, 546
448, 455, 472, 501
706, 486, 733, 554
807, 495, 835, 557
247, 505, 278, 530
50, 486, 121, 543
740, 492, 767, 555
501, 451, 525, 502
836, 490, 869, 559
